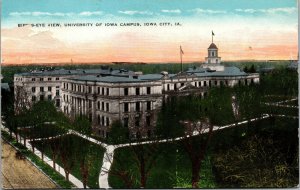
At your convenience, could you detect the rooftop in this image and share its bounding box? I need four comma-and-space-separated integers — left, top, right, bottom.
208, 43, 218, 49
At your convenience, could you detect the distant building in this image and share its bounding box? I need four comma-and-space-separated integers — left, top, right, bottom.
14, 42, 260, 138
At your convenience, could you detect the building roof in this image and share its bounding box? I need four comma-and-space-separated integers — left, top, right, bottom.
208, 43, 218, 49
188, 66, 247, 77
70, 75, 161, 83
14, 68, 135, 77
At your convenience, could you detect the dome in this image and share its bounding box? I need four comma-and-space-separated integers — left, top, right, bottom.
208, 43, 218, 49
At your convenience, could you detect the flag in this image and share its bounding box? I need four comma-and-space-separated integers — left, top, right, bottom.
180, 46, 184, 54
212, 31, 215, 36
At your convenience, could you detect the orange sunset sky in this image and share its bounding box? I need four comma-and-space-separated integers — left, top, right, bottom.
1, 0, 298, 65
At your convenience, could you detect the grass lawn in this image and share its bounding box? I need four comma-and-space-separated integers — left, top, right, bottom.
32, 134, 105, 188
109, 142, 216, 188
262, 105, 298, 116
108, 116, 298, 188
262, 95, 295, 103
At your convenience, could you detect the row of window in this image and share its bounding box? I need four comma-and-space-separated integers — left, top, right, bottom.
63, 83, 152, 96
97, 115, 110, 126
96, 101, 110, 112
32, 86, 60, 94
32, 77, 60, 81
123, 115, 151, 128
32, 95, 60, 106
123, 101, 151, 112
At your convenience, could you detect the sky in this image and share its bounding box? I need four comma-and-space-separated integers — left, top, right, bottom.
1, 0, 298, 64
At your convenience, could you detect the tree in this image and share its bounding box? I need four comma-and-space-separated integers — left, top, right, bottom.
156, 89, 234, 188
107, 121, 130, 144
58, 135, 76, 182
243, 66, 249, 73
249, 64, 256, 73
72, 115, 92, 136
106, 120, 162, 188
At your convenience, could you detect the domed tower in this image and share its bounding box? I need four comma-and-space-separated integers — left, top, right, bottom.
205, 31, 221, 64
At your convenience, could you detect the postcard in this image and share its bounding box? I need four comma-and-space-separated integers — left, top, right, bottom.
1, 0, 299, 189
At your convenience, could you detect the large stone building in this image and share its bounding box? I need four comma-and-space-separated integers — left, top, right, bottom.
14, 42, 260, 138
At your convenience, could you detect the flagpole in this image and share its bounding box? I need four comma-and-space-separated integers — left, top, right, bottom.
180, 46, 183, 73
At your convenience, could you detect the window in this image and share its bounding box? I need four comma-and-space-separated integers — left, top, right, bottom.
40, 87, 44, 92
102, 102, 104, 111
167, 84, 170, 91
135, 117, 140, 127
199, 82, 201, 87
106, 118, 110, 126
106, 103, 109, 112
48, 86, 52, 91
88, 86, 92, 93
124, 88, 129, 96
40, 78, 44, 81
102, 88, 105, 95
48, 78, 52, 81
56, 77, 59, 80
32, 78, 35, 81
32, 96, 36, 102
102, 116, 105, 126
89, 113, 92, 122
136, 88, 140, 95
124, 103, 129, 112
215, 81, 218, 86
204, 81, 207, 87
181, 83, 184, 87
147, 101, 151, 111
136, 102, 140, 111
89, 100, 92, 108
56, 90, 59, 96
147, 87, 151, 94
97, 115, 101, 125
146, 116, 151, 126
123, 117, 129, 128
32, 87, 36, 93
40, 95, 44, 101
98, 87, 100, 94
97, 101, 100, 109
48, 95, 52, 100
209, 81, 211, 87
106, 88, 109, 95
56, 86, 59, 88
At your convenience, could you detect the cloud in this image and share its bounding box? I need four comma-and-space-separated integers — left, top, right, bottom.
118, 10, 153, 15
9, 11, 103, 17
78, 11, 103, 16
235, 7, 297, 14
161, 9, 181, 14
190, 8, 227, 14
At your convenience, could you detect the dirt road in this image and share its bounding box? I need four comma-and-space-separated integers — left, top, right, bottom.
1, 139, 57, 189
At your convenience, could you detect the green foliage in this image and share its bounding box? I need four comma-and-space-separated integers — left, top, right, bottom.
234, 85, 262, 119
33, 135, 105, 188
260, 69, 298, 96
107, 121, 129, 144
72, 115, 92, 136
212, 118, 299, 188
